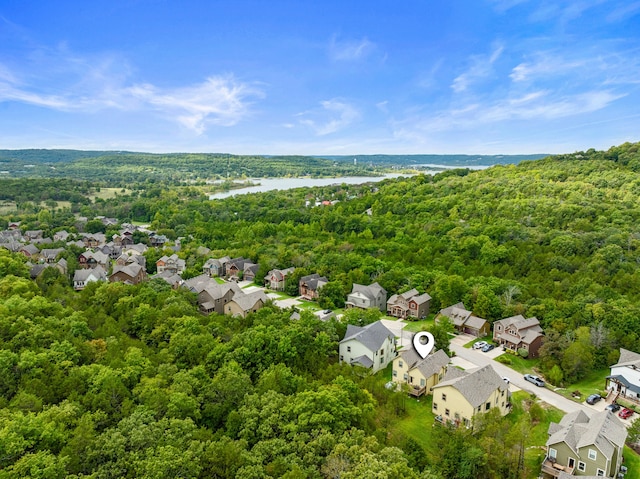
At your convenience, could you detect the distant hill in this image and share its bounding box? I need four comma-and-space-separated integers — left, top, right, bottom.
317, 153, 548, 167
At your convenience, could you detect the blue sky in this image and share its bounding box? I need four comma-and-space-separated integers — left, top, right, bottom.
1, 1, 639, 155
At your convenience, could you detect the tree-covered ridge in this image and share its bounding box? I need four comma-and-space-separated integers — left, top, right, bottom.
318, 153, 547, 166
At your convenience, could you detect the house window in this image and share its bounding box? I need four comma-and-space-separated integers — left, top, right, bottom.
380, 349, 384, 355
588, 449, 597, 461
347, 346, 351, 353
433, 403, 438, 411
420, 379, 425, 387
454, 413, 460, 420
340, 355, 343, 361
578, 461, 586, 472
442, 393, 447, 401
403, 373, 408, 380
596, 469, 604, 476
548, 448, 557, 459
380, 357, 384, 364
485, 402, 490, 411
399, 361, 403, 368
445, 409, 450, 416
477, 406, 481, 412
393, 370, 397, 377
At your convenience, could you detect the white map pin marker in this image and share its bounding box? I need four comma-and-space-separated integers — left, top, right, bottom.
413, 331, 435, 359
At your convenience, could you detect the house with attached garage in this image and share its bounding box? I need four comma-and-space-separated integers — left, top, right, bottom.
345, 282, 387, 312
392, 348, 450, 397
197, 281, 242, 315
493, 314, 544, 358
436, 302, 490, 337
542, 410, 627, 478
224, 290, 268, 318
73, 265, 108, 291
109, 263, 147, 285
299, 273, 328, 300
386, 288, 432, 319
264, 267, 295, 291
605, 347, 640, 406
431, 364, 510, 428
339, 320, 397, 373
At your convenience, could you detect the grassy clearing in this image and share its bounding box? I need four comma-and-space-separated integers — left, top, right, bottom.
553, 367, 609, 403
495, 352, 540, 375
623, 445, 640, 474
0, 202, 16, 214
387, 395, 437, 449
88, 187, 131, 201
402, 318, 435, 332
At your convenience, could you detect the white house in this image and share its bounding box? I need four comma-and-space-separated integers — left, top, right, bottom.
606, 348, 640, 405
73, 266, 107, 291
339, 320, 397, 373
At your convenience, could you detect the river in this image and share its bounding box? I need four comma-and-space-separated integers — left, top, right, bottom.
208, 172, 431, 200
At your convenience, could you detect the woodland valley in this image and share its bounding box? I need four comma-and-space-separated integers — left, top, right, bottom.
1, 143, 640, 478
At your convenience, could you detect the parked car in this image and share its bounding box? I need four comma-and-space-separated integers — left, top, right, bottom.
482, 344, 495, 352
605, 403, 621, 412
586, 394, 602, 405
524, 374, 545, 387
473, 341, 488, 350
619, 408, 634, 419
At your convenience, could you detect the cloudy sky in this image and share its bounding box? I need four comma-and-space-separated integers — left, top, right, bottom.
1, 1, 639, 155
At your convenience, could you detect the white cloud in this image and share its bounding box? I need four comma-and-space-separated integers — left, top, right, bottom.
298, 99, 359, 135
329, 36, 375, 61
606, 1, 640, 22
0, 49, 263, 133
451, 44, 504, 92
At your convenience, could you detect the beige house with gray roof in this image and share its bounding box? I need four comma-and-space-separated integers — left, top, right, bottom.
345, 282, 387, 312
392, 348, 450, 397
431, 364, 510, 427
339, 320, 396, 373
542, 410, 627, 478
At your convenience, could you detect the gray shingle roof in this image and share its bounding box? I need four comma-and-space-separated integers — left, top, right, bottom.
612, 347, 640, 368
432, 364, 506, 408
341, 320, 395, 352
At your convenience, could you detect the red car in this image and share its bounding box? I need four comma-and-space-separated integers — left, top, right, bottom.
618, 408, 634, 419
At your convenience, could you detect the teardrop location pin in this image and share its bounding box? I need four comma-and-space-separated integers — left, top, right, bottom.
413, 331, 435, 359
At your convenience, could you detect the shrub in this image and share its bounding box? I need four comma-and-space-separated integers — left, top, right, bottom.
517, 348, 529, 358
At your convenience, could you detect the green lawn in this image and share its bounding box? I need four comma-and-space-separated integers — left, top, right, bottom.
402, 318, 435, 333
495, 352, 540, 376
623, 446, 640, 476
387, 395, 437, 448
463, 335, 493, 349
552, 368, 609, 403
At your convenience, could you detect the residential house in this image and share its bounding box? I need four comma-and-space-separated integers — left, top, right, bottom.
0, 241, 22, 253
149, 233, 167, 247
53, 230, 70, 242
605, 348, 640, 406
493, 314, 545, 358
345, 282, 387, 312
109, 263, 147, 285
431, 364, 510, 428
264, 267, 295, 291
8, 221, 21, 230
542, 410, 627, 478
156, 254, 186, 275
40, 248, 65, 264
24, 230, 43, 241
100, 243, 122, 259
436, 302, 489, 337
19, 244, 40, 259
299, 273, 328, 300
225, 290, 268, 318
81, 233, 106, 248
203, 257, 230, 277
73, 266, 108, 291
392, 348, 450, 397
225, 257, 254, 281
387, 288, 432, 319
197, 282, 243, 315
152, 270, 183, 289
122, 243, 148, 256
78, 250, 110, 270
243, 262, 259, 282
339, 320, 397, 373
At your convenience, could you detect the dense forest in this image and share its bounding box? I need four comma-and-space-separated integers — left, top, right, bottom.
1, 142, 640, 478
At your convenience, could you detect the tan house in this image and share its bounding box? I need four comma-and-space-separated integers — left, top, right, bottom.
431, 364, 510, 428
386, 288, 431, 319
542, 410, 627, 478
197, 282, 242, 315
436, 302, 489, 337
392, 348, 450, 397
493, 314, 544, 358
109, 263, 147, 285
225, 290, 268, 318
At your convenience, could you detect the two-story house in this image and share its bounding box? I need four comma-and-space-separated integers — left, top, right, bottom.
264, 267, 295, 291
387, 288, 432, 319
225, 290, 268, 318
392, 348, 450, 397
436, 302, 490, 337
197, 282, 243, 315
345, 282, 387, 312
109, 263, 147, 285
203, 257, 230, 277
493, 314, 544, 358
542, 410, 627, 478
156, 253, 186, 275
606, 348, 640, 406
299, 273, 328, 300
339, 320, 397, 373
431, 364, 510, 428
73, 266, 108, 291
